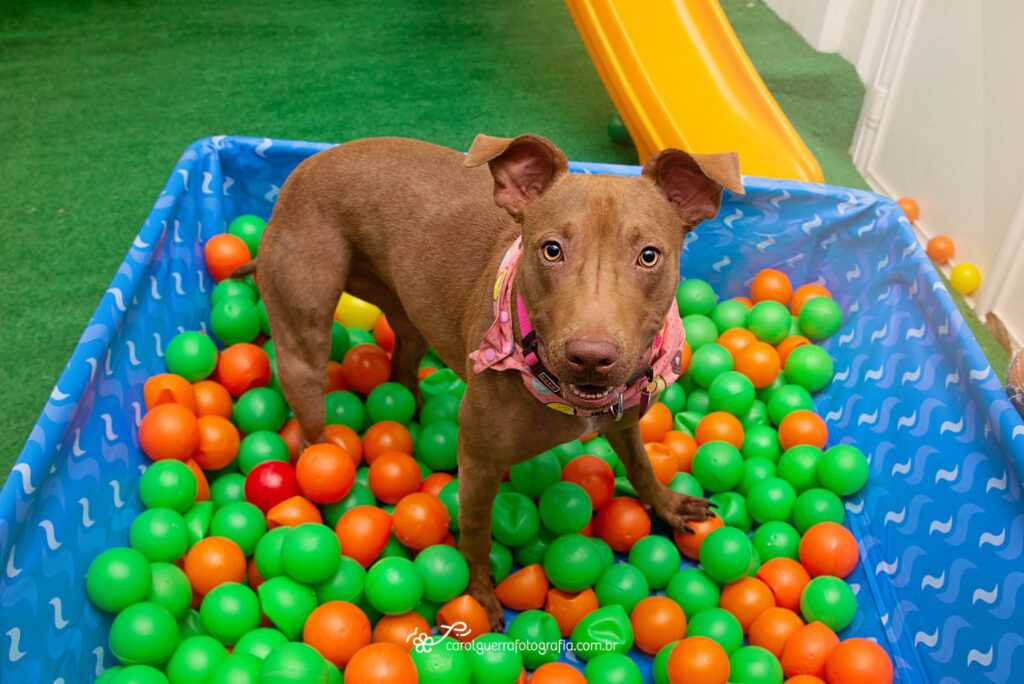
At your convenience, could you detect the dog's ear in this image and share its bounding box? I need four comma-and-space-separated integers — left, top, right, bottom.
465, 134, 569, 218
643, 149, 744, 229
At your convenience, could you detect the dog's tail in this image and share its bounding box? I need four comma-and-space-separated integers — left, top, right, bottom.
231, 259, 258, 279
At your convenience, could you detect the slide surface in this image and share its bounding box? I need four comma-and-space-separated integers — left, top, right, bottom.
566, 0, 824, 182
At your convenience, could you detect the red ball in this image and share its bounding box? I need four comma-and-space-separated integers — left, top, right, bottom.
244, 460, 300, 513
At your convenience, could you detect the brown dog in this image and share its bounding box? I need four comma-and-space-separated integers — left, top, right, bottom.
249, 134, 743, 630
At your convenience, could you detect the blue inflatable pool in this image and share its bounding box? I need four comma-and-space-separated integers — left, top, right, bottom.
2, 136, 1022, 683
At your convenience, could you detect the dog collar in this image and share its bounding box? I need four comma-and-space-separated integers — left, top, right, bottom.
469, 238, 685, 418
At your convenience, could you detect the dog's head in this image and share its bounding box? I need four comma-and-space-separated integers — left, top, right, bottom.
466, 133, 743, 410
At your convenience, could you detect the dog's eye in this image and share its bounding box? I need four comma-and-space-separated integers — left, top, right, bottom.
542, 241, 563, 262
638, 247, 660, 268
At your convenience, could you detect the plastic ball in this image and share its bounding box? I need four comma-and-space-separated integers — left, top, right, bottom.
709, 491, 752, 531
236, 431, 288, 474
86, 547, 153, 612
896, 196, 919, 221
747, 301, 791, 345
536, 482, 589, 535
719, 577, 776, 632
336, 505, 392, 568
570, 604, 635, 660
340, 344, 391, 394
495, 564, 549, 612
199, 582, 261, 645
227, 215, 266, 255
799, 522, 859, 578
729, 645, 784, 684
467, 633, 524, 682
686, 607, 743, 655
168, 635, 232, 684
281, 523, 341, 584
258, 576, 319, 639
741, 425, 781, 462
737, 458, 777, 498
366, 382, 416, 424
144, 373, 197, 412
166, 331, 219, 382
825, 638, 894, 684
677, 279, 718, 316
631, 596, 687, 655
595, 563, 650, 613
628, 536, 681, 590
926, 235, 954, 264
420, 394, 461, 427
233, 628, 290, 661
747, 477, 797, 524
672, 515, 723, 561
392, 492, 451, 550
711, 299, 750, 331
777, 446, 822, 493
780, 621, 839, 678
301, 601, 371, 669
109, 602, 178, 666
796, 298, 843, 341
416, 420, 459, 470
324, 390, 365, 431
410, 544, 467, 604
208, 653, 262, 683
751, 269, 793, 305
695, 412, 744, 448
817, 444, 868, 495
584, 652, 642, 684
594, 497, 651, 552
363, 421, 413, 463
365, 557, 424, 615
789, 285, 831, 316
667, 637, 730, 684
216, 343, 271, 397
708, 371, 756, 415
562, 455, 616, 511
784, 346, 834, 393
700, 527, 756, 584
766, 385, 814, 425
490, 492, 540, 547
506, 609, 562, 669
184, 536, 247, 595
139, 403, 200, 462
800, 576, 857, 631
233, 387, 287, 434
293, 443, 354, 504
245, 461, 300, 513
147, 562, 192, 620
692, 441, 744, 493
110, 666, 169, 684
752, 521, 801, 562
683, 314, 720, 351
211, 297, 261, 345
734, 342, 782, 389
543, 534, 603, 591
749, 606, 804, 657
690, 343, 734, 387
510, 450, 563, 499
130, 508, 188, 563
259, 642, 329, 684
792, 489, 845, 533
139, 460, 197, 512
204, 233, 251, 282
210, 472, 246, 509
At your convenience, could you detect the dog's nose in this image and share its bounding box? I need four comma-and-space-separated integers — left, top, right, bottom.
565, 338, 621, 377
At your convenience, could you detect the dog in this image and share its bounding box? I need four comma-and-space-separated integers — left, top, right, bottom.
244, 133, 744, 630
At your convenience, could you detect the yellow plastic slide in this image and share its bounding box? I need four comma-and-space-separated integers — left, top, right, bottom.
565, 0, 823, 182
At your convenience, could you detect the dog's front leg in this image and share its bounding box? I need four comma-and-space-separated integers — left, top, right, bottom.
604, 423, 713, 533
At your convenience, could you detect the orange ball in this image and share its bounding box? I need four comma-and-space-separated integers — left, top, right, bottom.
436, 594, 491, 643
825, 638, 894, 684
373, 315, 396, 353
718, 577, 775, 632
139, 403, 200, 461
368, 452, 423, 505
495, 564, 550, 611
780, 622, 839, 678
640, 402, 673, 443
336, 506, 392, 567
756, 558, 811, 612
545, 587, 599, 637
392, 492, 450, 550
373, 612, 431, 651
799, 522, 859, 578
751, 269, 793, 305
267, 495, 323, 528
186, 458, 210, 502
785, 676, 826, 684
673, 515, 724, 561
216, 343, 271, 397
296, 443, 356, 504
192, 415, 240, 470
632, 596, 687, 655
662, 431, 698, 473
324, 423, 363, 467
789, 285, 832, 316
303, 600, 372, 668
144, 373, 197, 412
341, 344, 392, 395
926, 235, 954, 264
562, 455, 616, 511
278, 419, 302, 462
183, 536, 246, 595
896, 197, 919, 222
343, 642, 417, 684
420, 472, 454, 498
594, 497, 651, 552
530, 662, 587, 683
734, 342, 782, 389
204, 234, 252, 282
777, 411, 827, 450
695, 412, 744, 448
776, 336, 811, 365
192, 380, 233, 419
680, 341, 692, 374
646, 443, 679, 485
749, 607, 804, 657
667, 636, 730, 684
718, 328, 757, 357
733, 296, 753, 309
363, 421, 414, 463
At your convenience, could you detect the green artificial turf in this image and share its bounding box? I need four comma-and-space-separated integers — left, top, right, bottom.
0, 0, 1005, 480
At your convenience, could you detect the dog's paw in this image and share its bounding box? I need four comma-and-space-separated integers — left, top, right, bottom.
658, 491, 714, 534
468, 582, 505, 632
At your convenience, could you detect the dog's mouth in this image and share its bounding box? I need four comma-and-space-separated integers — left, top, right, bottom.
565, 383, 617, 408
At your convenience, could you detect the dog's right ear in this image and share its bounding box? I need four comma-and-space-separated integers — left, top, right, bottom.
465, 134, 568, 219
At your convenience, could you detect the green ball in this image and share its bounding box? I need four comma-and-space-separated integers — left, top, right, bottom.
544, 534, 603, 591
491, 492, 540, 547
682, 314, 719, 351
182, 501, 213, 546
347, 328, 375, 347
316, 556, 367, 604
178, 609, 205, 640
166, 331, 218, 381
109, 602, 178, 666
140, 460, 198, 512
166, 636, 229, 684
513, 526, 553, 566
692, 441, 744, 493
741, 425, 781, 462
148, 562, 193, 621
111, 666, 169, 684
668, 472, 703, 498
365, 556, 424, 615
738, 458, 778, 497
549, 440, 586, 468
818, 444, 869, 495
676, 279, 718, 316
594, 563, 650, 613
409, 636, 472, 684
87, 547, 152, 612
666, 568, 720, 618
709, 491, 752, 532
211, 280, 259, 306
711, 299, 750, 332
211, 297, 262, 345
234, 628, 289, 660
627, 536, 681, 589
228, 215, 267, 256
660, 382, 687, 415
233, 388, 287, 433
784, 345, 834, 392
366, 382, 416, 424
798, 297, 843, 340
324, 390, 364, 432
209, 653, 262, 684
686, 607, 743, 654
742, 399, 770, 428
752, 521, 801, 561
381, 532, 411, 561
571, 605, 634, 660
585, 652, 643, 684
699, 527, 756, 584
756, 372, 788, 404
747, 477, 797, 523
417, 420, 459, 470
257, 576, 318, 639
254, 526, 289, 580
800, 575, 857, 630
747, 301, 791, 345
607, 112, 633, 146
259, 301, 273, 338
420, 393, 461, 426
258, 642, 328, 684
708, 371, 756, 415
685, 389, 711, 414
210, 502, 266, 556
324, 483, 376, 525
130, 508, 188, 563
778, 445, 823, 493
690, 343, 734, 387
539, 482, 592, 535
490, 541, 514, 584
591, 537, 616, 572
211, 473, 247, 508
730, 645, 784, 684
789, 315, 802, 337
652, 641, 677, 684
510, 450, 562, 499
414, 544, 470, 603
438, 478, 460, 532
238, 432, 289, 474
766, 385, 814, 425
792, 488, 846, 533
506, 610, 562, 669
329, 321, 351, 363
200, 583, 261, 645
281, 523, 341, 584
468, 633, 523, 683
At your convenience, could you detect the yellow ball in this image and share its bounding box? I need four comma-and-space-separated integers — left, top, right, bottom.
334, 292, 381, 330
950, 262, 981, 295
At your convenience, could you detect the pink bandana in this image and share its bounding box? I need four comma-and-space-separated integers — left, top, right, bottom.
469, 237, 686, 418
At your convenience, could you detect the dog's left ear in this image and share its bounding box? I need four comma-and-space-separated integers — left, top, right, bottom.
643, 149, 745, 229
465, 134, 569, 219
